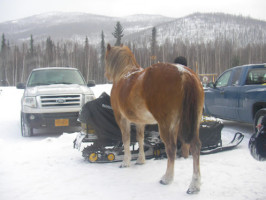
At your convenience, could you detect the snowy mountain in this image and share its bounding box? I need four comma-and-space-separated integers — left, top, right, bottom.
125, 13, 266, 47
1, 12, 266, 46
0, 12, 173, 44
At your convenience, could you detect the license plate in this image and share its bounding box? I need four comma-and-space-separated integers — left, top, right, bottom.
55, 119, 69, 127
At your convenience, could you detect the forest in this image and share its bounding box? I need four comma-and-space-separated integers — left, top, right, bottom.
1, 24, 266, 86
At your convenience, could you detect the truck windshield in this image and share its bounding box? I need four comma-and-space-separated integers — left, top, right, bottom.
27, 69, 86, 87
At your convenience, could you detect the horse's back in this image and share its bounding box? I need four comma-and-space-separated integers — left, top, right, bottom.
141, 63, 195, 110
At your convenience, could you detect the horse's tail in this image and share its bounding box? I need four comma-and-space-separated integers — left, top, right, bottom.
179, 74, 203, 144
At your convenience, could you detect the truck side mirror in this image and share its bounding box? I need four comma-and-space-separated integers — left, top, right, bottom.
87, 80, 95, 87
16, 83, 26, 89
207, 82, 216, 88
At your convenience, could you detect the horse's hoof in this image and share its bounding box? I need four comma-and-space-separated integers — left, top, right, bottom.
159, 180, 168, 185
119, 162, 130, 168
119, 164, 129, 168
135, 162, 144, 165
186, 188, 200, 194
159, 175, 173, 185
135, 158, 145, 165
187, 176, 201, 194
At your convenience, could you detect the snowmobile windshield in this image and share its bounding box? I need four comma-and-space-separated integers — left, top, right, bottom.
27, 68, 86, 87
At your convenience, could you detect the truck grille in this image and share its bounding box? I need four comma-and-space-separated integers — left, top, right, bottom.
40, 95, 81, 107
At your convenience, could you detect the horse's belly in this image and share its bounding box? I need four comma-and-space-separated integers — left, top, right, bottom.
124, 107, 157, 124
137, 109, 157, 124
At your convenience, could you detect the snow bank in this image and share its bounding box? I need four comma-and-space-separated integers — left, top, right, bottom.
0, 86, 265, 200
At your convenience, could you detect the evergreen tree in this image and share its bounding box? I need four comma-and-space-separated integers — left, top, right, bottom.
100, 31, 106, 83
151, 27, 157, 55
30, 34, 34, 56
1, 33, 6, 52
151, 27, 157, 64
63, 44, 68, 66
100, 31, 105, 67
27, 34, 36, 76
85, 36, 89, 49
84, 36, 90, 80
45, 36, 54, 66
112, 21, 124, 46
1, 34, 7, 85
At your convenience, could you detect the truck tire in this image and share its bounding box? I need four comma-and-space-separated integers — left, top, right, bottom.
21, 113, 33, 137
254, 108, 266, 132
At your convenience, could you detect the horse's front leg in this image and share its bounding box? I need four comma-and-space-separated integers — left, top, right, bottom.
118, 118, 131, 168
136, 124, 145, 165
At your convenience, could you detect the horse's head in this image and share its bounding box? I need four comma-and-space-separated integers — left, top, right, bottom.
105, 44, 140, 82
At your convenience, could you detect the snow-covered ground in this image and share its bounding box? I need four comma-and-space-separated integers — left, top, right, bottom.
0, 85, 265, 200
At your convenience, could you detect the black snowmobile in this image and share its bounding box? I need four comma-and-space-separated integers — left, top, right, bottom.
73, 92, 244, 163
249, 116, 266, 161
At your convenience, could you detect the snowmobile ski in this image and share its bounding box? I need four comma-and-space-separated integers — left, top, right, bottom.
74, 131, 244, 163
200, 132, 244, 155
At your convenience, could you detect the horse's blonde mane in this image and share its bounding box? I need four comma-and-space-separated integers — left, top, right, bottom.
105, 44, 141, 82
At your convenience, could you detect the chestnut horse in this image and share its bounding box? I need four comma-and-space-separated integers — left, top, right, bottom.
105, 44, 204, 194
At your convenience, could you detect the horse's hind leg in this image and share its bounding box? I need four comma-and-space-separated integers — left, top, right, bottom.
187, 136, 201, 194
181, 142, 190, 158
136, 124, 145, 165
159, 126, 177, 185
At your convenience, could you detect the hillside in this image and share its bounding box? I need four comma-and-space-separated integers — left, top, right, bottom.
126, 13, 266, 47
0, 12, 173, 44
1, 12, 266, 47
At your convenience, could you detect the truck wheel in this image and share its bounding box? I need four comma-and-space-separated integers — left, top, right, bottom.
254, 108, 266, 132
21, 114, 33, 137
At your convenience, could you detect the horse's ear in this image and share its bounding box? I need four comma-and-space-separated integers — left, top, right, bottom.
107, 43, 111, 51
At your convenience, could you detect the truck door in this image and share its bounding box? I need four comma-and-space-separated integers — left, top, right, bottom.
208, 68, 241, 120
222, 68, 242, 119
211, 70, 233, 119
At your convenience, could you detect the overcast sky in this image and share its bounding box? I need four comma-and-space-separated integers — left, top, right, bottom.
0, 0, 266, 23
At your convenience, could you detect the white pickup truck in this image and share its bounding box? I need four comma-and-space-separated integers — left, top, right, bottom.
16, 67, 95, 137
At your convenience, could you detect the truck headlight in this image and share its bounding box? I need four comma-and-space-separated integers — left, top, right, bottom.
85, 94, 95, 103
23, 97, 37, 108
